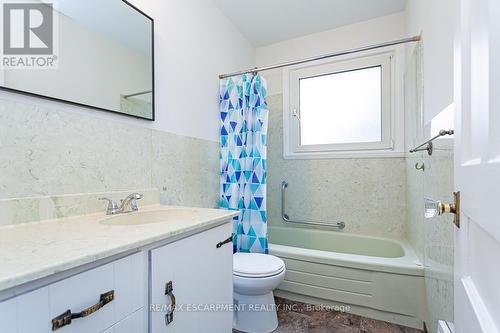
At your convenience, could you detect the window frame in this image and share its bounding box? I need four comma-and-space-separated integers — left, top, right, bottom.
283, 51, 403, 159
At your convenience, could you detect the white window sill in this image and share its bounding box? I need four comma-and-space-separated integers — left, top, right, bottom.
283, 150, 406, 160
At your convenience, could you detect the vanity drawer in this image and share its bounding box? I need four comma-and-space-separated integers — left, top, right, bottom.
48, 252, 147, 333
0, 252, 147, 333
0, 287, 52, 332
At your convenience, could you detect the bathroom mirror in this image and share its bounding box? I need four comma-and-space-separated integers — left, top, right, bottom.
0, 0, 154, 120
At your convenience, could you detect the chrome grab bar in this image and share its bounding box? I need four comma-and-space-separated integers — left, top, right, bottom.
281, 181, 346, 230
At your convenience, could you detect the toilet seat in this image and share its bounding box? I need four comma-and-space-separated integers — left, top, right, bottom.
233, 253, 285, 278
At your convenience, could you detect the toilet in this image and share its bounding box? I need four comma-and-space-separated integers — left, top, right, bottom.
233, 253, 286, 333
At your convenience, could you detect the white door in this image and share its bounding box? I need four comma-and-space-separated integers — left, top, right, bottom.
454, 0, 500, 332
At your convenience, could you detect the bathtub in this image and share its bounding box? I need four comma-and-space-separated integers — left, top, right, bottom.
268, 226, 425, 329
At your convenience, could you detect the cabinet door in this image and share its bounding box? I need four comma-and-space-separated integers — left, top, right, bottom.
101, 308, 147, 333
150, 222, 233, 333
0, 297, 17, 333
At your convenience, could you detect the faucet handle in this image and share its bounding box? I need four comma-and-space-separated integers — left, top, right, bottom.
99, 197, 119, 215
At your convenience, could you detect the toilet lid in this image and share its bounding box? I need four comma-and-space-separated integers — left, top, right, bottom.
233, 253, 285, 278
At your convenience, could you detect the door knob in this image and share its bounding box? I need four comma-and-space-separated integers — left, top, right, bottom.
424, 192, 460, 228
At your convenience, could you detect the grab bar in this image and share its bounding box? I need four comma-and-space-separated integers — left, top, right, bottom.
281, 181, 346, 230
409, 129, 454, 156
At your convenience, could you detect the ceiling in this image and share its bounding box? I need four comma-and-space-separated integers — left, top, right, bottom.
213, 0, 406, 47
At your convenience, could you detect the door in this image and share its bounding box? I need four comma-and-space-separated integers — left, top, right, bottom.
454, 0, 500, 332
150, 223, 233, 333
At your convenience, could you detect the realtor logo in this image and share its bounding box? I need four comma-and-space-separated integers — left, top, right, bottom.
1, 1, 58, 68
3, 2, 53, 54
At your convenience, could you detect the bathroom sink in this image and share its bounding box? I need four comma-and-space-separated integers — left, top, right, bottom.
99, 209, 202, 226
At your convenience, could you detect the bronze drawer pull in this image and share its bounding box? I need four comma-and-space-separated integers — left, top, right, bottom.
51, 290, 115, 331
165, 281, 176, 325
216, 235, 233, 249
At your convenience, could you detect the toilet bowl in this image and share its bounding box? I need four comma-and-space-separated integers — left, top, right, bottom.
233, 253, 286, 333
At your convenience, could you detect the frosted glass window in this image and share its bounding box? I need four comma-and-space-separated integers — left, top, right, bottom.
299, 66, 382, 146
285, 54, 397, 159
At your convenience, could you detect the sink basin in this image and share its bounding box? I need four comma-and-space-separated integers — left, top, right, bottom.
99, 209, 202, 226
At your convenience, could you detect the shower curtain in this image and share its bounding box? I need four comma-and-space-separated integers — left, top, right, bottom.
219, 74, 269, 254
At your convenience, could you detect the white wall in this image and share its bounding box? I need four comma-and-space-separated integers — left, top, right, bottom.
0, 0, 255, 142
256, 12, 406, 95
129, 0, 255, 141
405, 0, 455, 125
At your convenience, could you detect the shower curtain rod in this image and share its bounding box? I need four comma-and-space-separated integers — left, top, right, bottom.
219, 35, 421, 79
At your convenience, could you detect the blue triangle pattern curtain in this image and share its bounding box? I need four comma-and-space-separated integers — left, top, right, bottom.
219, 74, 268, 254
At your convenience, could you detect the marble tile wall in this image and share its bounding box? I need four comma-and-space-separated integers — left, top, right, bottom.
267, 94, 407, 240
404, 43, 454, 332
0, 98, 219, 225
406, 144, 454, 333
152, 129, 219, 208
421, 146, 454, 333
0, 188, 160, 226
404, 42, 426, 261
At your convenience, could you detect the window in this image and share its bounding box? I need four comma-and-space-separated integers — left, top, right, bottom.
284, 53, 401, 158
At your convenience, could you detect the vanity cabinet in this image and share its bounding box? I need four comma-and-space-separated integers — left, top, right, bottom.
0, 221, 233, 333
150, 223, 233, 333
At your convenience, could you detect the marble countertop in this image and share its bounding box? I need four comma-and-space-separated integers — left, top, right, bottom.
0, 205, 238, 293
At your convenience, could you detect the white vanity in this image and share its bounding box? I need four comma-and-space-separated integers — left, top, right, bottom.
0, 202, 237, 333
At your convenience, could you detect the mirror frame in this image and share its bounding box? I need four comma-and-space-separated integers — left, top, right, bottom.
0, 0, 155, 121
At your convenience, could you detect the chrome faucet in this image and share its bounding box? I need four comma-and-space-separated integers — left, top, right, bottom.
99, 197, 120, 215
119, 193, 143, 213
99, 193, 144, 215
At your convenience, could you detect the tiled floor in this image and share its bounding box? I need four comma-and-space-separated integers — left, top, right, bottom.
234, 297, 424, 333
